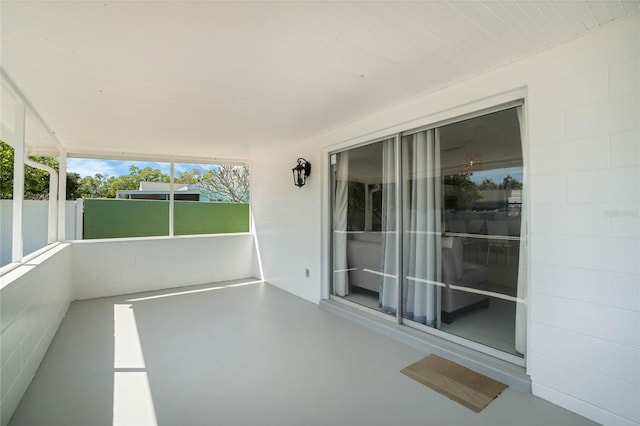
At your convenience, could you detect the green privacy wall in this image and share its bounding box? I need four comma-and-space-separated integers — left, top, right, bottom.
83, 199, 249, 239
83, 199, 169, 239
174, 201, 249, 235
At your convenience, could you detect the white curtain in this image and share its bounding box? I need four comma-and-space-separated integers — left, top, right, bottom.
403, 130, 440, 327
379, 139, 397, 314
333, 151, 349, 296
515, 107, 527, 354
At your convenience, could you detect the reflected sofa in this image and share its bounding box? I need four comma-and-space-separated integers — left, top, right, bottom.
346, 232, 383, 292
345, 233, 489, 324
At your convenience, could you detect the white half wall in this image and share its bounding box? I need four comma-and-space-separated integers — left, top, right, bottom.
0, 232, 258, 425
251, 15, 639, 426
72, 233, 259, 300
0, 244, 73, 426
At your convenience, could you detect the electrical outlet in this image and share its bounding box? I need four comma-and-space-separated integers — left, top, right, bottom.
305, 268, 310, 278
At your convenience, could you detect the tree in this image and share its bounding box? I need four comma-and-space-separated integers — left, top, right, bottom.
177, 165, 249, 203
1, 141, 15, 198
501, 175, 522, 190
1, 140, 80, 200
78, 173, 110, 198
175, 168, 207, 185
444, 173, 482, 210
477, 175, 522, 191
478, 178, 499, 190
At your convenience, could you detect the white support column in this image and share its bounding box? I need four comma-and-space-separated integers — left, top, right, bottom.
48, 174, 58, 243
169, 161, 174, 236
25, 158, 58, 244
57, 150, 67, 241
11, 101, 26, 262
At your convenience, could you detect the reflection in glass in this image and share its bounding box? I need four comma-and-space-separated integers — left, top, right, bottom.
330, 106, 526, 358
331, 139, 397, 316
437, 107, 525, 357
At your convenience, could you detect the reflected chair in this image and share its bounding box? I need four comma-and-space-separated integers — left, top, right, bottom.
486, 220, 514, 266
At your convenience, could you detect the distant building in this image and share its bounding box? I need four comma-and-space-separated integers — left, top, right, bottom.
116, 182, 201, 201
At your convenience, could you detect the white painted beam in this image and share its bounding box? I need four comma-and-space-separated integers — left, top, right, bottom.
169, 161, 174, 237
11, 101, 25, 262
1, 68, 64, 151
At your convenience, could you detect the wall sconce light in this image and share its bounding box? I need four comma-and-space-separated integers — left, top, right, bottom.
292, 158, 311, 187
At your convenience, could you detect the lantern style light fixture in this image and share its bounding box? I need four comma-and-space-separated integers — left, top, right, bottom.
292, 158, 311, 187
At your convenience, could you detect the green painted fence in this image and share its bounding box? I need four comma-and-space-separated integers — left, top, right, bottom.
174, 201, 249, 235
82, 199, 249, 239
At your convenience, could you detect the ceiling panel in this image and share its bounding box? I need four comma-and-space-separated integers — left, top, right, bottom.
553, 1, 600, 31
622, 0, 640, 14
0, 1, 636, 161
588, 0, 614, 23
604, 0, 627, 18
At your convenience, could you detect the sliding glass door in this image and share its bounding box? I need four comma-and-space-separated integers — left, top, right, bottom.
331, 138, 397, 316
330, 105, 526, 361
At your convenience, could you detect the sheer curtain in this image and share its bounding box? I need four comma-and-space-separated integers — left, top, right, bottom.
403, 129, 440, 327
515, 107, 527, 354
379, 139, 397, 314
333, 152, 349, 296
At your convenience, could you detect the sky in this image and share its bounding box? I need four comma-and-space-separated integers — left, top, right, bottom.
469, 166, 523, 185
66, 158, 217, 178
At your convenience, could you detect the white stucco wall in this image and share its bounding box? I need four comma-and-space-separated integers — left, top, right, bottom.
0, 244, 73, 426
251, 15, 639, 426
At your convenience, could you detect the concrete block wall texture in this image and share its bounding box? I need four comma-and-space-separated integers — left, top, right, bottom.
251, 149, 323, 303
0, 233, 259, 426
251, 15, 639, 426
0, 244, 73, 426
525, 15, 639, 426
72, 234, 258, 300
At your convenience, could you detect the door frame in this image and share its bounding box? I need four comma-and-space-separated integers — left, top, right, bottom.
321, 89, 530, 368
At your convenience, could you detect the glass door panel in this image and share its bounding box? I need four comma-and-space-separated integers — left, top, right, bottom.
436, 107, 524, 357
329, 105, 526, 360
331, 138, 398, 316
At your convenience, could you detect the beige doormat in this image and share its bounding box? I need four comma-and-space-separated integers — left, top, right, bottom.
401, 354, 507, 413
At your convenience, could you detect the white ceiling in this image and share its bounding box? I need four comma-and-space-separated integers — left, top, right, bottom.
1, 1, 638, 161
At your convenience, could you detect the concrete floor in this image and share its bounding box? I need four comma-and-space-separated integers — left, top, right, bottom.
9, 279, 595, 426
